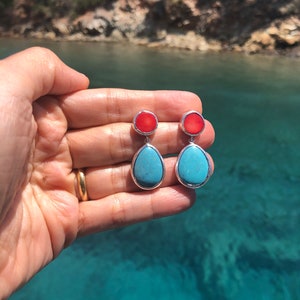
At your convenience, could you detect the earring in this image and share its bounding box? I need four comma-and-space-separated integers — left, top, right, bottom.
175, 111, 212, 189
131, 110, 165, 190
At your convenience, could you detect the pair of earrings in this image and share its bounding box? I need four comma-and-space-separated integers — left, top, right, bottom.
131, 110, 212, 190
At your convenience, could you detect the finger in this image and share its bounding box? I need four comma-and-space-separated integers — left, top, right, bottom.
77, 186, 196, 235
60, 89, 203, 128
85, 155, 215, 199
67, 120, 215, 168
86, 157, 178, 199
0, 47, 89, 102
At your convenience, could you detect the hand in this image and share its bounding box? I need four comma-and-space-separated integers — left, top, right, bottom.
0, 47, 214, 298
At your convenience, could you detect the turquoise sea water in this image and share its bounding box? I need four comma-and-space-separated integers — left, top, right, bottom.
1, 39, 300, 300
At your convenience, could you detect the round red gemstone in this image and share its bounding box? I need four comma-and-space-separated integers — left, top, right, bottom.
182, 112, 205, 135
135, 111, 158, 134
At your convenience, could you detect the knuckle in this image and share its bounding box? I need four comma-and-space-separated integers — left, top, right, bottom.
111, 195, 127, 226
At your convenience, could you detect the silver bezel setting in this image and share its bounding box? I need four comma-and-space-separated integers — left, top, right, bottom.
131, 143, 165, 190
175, 143, 212, 189
133, 110, 158, 136
180, 110, 205, 137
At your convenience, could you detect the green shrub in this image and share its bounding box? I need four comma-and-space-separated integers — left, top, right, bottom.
72, 0, 109, 14
0, 0, 13, 11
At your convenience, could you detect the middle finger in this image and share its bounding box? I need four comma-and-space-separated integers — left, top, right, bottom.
67, 120, 214, 168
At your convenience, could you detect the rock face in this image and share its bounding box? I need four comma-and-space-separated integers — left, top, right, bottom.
1, 0, 299, 56
242, 16, 300, 54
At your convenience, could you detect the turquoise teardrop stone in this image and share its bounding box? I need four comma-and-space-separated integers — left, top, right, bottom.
176, 144, 210, 188
132, 144, 164, 190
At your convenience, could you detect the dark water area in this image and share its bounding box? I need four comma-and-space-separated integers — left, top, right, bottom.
1, 38, 300, 300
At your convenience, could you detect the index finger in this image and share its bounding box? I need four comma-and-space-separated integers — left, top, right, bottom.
0, 47, 89, 102
60, 89, 203, 129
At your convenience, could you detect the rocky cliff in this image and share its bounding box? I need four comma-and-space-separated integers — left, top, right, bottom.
1, 0, 299, 56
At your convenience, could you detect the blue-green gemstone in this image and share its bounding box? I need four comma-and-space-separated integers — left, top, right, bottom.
176, 144, 210, 188
132, 144, 164, 190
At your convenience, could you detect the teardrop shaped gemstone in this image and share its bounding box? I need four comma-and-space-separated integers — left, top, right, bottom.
132, 144, 165, 190
176, 144, 211, 188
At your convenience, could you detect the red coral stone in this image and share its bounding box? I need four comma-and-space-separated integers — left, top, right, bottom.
135, 111, 157, 134
183, 112, 205, 135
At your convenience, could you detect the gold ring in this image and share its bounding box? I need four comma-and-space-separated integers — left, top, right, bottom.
75, 169, 88, 201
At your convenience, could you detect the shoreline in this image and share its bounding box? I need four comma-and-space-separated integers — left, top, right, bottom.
1, 33, 300, 58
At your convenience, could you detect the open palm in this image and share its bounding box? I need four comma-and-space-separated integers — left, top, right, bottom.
0, 48, 214, 298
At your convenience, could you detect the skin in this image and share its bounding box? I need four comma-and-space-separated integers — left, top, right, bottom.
0, 47, 215, 299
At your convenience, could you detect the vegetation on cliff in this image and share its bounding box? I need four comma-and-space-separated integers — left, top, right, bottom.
0, 0, 299, 55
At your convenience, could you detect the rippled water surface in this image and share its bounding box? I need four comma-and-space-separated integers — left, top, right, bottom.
1, 38, 300, 300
